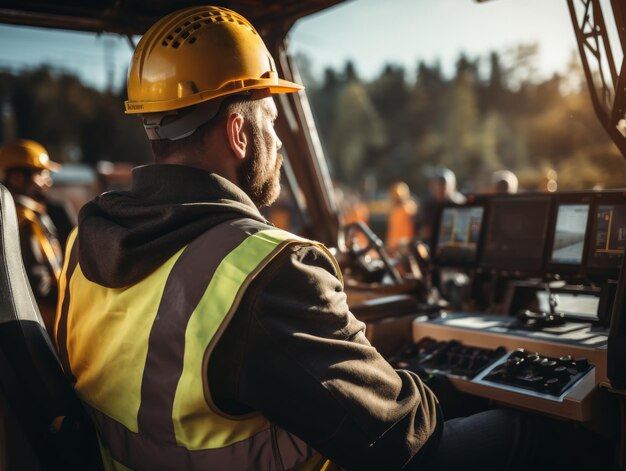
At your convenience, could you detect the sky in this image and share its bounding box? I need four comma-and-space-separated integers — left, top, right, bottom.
0, 0, 620, 90
0, 26, 134, 90
289, 0, 606, 81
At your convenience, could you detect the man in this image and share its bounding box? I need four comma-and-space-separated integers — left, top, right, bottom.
0, 139, 64, 333
54, 6, 551, 471
415, 168, 465, 243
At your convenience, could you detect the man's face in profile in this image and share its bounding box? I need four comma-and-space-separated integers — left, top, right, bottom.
237, 94, 283, 208
6, 168, 52, 199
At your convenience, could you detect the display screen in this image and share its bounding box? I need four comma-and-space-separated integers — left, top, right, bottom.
550, 204, 589, 265
435, 206, 484, 264
537, 291, 599, 322
481, 196, 551, 273
587, 204, 626, 270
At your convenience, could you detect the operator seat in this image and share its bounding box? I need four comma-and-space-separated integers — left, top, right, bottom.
0, 183, 101, 469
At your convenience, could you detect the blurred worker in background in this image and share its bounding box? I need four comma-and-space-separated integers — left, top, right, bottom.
341, 189, 370, 228
416, 167, 466, 242
54, 6, 574, 471
386, 180, 417, 248
0, 139, 63, 332
490, 169, 519, 194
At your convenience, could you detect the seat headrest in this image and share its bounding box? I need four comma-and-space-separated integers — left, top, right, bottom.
0, 183, 45, 325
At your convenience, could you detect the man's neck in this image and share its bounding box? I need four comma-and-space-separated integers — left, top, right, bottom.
158, 155, 239, 189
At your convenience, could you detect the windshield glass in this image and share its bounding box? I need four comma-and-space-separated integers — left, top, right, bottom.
289, 0, 625, 238
0, 0, 624, 239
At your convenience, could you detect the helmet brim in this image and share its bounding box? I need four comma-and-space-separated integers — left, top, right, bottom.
45, 160, 62, 172
126, 78, 304, 114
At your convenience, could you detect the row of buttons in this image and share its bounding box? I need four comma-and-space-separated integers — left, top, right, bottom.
483, 349, 592, 395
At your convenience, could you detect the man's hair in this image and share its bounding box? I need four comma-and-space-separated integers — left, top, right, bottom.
150, 94, 258, 162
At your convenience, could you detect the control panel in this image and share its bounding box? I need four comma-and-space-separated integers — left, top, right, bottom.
480, 349, 592, 397
400, 313, 606, 421
389, 337, 506, 379
365, 190, 626, 470
375, 191, 625, 425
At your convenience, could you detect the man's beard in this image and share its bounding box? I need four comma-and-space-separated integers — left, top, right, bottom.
236, 124, 282, 207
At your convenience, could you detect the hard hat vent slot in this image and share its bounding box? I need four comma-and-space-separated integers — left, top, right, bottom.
161, 10, 258, 49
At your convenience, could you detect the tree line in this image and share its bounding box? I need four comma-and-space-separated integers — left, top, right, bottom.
0, 67, 152, 167
298, 46, 626, 196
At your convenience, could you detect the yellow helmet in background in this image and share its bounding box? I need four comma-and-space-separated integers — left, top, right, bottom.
125, 6, 303, 115
0, 139, 61, 172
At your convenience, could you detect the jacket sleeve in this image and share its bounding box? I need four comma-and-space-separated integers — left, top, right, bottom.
18, 219, 56, 303
208, 244, 441, 471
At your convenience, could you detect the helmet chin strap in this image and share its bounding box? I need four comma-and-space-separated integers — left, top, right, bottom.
141, 97, 226, 141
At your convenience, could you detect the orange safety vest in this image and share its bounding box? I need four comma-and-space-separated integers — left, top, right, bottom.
386, 201, 417, 248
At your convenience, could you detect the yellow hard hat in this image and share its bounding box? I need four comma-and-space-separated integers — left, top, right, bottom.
0, 139, 61, 172
125, 6, 303, 115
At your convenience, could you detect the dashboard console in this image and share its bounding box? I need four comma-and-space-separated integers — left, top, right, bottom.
385, 190, 626, 425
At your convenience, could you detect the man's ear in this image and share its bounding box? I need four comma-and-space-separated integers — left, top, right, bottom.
226, 113, 247, 160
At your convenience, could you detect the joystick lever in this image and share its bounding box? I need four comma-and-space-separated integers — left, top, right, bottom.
516, 282, 565, 328
547, 283, 561, 317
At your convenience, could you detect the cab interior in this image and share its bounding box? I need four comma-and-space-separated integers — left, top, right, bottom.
0, 0, 625, 469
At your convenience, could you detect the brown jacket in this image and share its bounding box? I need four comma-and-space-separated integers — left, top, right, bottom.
77, 164, 442, 470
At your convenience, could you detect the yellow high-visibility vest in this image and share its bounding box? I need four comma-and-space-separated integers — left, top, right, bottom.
55, 218, 342, 471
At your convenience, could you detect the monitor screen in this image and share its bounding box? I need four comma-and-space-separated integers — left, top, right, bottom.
481, 196, 551, 273
587, 204, 626, 270
550, 204, 589, 265
435, 206, 484, 264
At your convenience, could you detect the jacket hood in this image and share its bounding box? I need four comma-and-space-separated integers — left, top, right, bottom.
78, 164, 268, 288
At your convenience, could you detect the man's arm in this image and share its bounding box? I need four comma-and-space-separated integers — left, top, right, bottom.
209, 244, 441, 470
18, 219, 55, 302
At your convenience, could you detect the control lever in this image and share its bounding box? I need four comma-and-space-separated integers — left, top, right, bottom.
338, 221, 403, 284
516, 282, 565, 328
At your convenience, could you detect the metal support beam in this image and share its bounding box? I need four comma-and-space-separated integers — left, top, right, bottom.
568, 0, 626, 158
266, 32, 341, 246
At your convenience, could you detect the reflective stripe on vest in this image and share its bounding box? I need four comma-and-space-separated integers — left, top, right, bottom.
55, 219, 341, 471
